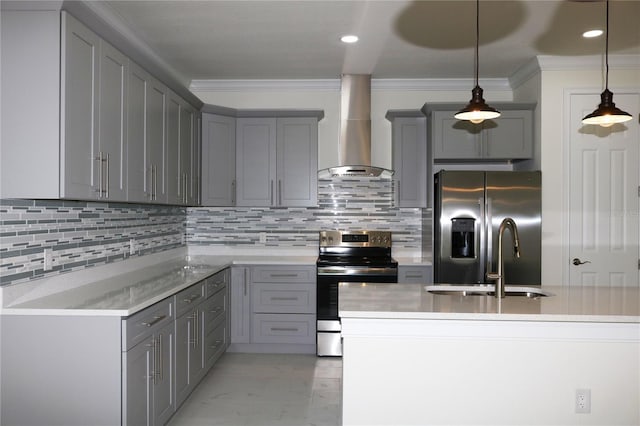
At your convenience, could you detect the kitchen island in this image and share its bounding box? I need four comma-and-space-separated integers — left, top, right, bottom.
339, 282, 640, 426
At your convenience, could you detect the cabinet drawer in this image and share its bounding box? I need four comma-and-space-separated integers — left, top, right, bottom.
251, 266, 315, 283
398, 265, 433, 284
252, 283, 315, 314
205, 269, 228, 298
122, 298, 173, 350
204, 322, 226, 369
175, 282, 205, 317
251, 314, 315, 344
203, 289, 226, 330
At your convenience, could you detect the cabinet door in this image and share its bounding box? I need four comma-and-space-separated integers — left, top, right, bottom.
179, 102, 194, 205
98, 40, 128, 201
230, 267, 251, 344
147, 78, 167, 203
201, 113, 236, 206
432, 111, 481, 160
174, 311, 193, 406
166, 92, 181, 204
190, 112, 202, 205
276, 117, 318, 206
60, 13, 100, 199
236, 117, 277, 206
153, 321, 174, 426
482, 110, 533, 160
127, 61, 149, 203
392, 116, 427, 208
123, 336, 153, 426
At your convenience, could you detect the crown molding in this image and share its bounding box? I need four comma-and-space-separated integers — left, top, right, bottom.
190, 77, 512, 93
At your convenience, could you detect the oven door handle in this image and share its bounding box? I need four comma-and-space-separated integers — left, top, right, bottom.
317, 267, 398, 276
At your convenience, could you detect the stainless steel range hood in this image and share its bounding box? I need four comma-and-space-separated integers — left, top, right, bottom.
319, 74, 393, 178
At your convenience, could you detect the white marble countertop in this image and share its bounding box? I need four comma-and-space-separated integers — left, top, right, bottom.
339, 282, 640, 323
0, 249, 316, 317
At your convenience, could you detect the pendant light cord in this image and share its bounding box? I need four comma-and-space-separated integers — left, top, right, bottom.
475, 0, 479, 87
605, 0, 609, 89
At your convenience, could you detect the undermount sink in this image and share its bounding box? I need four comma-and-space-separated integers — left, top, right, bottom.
424, 284, 553, 298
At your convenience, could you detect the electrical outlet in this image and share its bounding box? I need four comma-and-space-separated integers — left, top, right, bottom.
129, 239, 136, 255
43, 248, 53, 271
575, 388, 591, 414
259, 232, 267, 243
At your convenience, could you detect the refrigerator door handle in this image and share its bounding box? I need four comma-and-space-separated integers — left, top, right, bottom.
478, 196, 486, 283
485, 196, 493, 282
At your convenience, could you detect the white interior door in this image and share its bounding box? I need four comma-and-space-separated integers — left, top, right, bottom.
568, 91, 640, 287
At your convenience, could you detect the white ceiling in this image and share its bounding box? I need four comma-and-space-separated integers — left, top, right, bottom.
104, 0, 640, 82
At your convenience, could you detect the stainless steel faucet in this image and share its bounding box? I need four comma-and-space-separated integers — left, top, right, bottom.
486, 218, 521, 298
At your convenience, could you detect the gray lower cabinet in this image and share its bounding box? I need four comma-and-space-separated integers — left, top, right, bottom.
229, 265, 316, 353
0, 270, 229, 426
398, 265, 433, 284
123, 319, 174, 426
175, 270, 229, 407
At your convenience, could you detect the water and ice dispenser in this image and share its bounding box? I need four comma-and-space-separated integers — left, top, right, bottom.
451, 218, 475, 258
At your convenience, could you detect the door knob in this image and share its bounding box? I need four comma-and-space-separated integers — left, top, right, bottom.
572, 258, 591, 266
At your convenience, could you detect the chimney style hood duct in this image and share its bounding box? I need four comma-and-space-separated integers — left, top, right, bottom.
319, 74, 393, 178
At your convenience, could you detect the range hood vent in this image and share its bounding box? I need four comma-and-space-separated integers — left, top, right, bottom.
319, 165, 393, 178
318, 74, 393, 178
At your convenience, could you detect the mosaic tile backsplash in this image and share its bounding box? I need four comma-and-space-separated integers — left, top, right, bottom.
1, 177, 430, 287
188, 178, 427, 250
0, 200, 186, 286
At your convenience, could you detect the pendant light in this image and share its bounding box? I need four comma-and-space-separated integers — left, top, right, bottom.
581, 0, 632, 127
455, 0, 500, 124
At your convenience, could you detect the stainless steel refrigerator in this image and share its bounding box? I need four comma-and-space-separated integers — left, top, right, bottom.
433, 170, 541, 285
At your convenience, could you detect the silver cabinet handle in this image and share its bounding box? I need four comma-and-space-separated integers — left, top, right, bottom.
270, 327, 298, 332
244, 268, 248, 296
146, 165, 153, 199
269, 273, 298, 278
94, 152, 104, 196
270, 180, 274, 205
152, 164, 157, 201
141, 314, 166, 327
105, 153, 110, 198
183, 294, 201, 304
278, 180, 282, 205
231, 179, 236, 205
270, 296, 297, 301
157, 332, 163, 381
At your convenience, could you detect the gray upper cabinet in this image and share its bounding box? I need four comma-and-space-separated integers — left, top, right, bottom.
427, 104, 535, 161
277, 117, 318, 207
387, 111, 428, 208
127, 62, 169, 204
235, 116, 319, 207
97, 40, 128, 201
236, 117, 277, 206
201, 113, 236, 206
60, 12, 100, 200
0, 9, 199, 204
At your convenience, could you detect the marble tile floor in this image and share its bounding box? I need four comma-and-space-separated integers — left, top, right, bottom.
168, 352, 343, 426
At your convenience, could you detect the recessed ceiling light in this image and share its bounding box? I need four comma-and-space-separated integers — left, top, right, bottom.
583, 29, 603, 38
340, 35, 359, 44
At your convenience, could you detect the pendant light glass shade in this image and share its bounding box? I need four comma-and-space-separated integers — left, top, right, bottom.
455, 0, 500, 124
581, 0, 632, 127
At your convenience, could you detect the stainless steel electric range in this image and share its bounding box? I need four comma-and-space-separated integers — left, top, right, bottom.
316, 230, 398, 356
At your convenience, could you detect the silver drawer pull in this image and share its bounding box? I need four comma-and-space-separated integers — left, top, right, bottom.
269, 274, 298, 278
183, 294, 201, 303
141, 315, 166, 327
270, 297, 298, 301
270, 327, 298, 332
